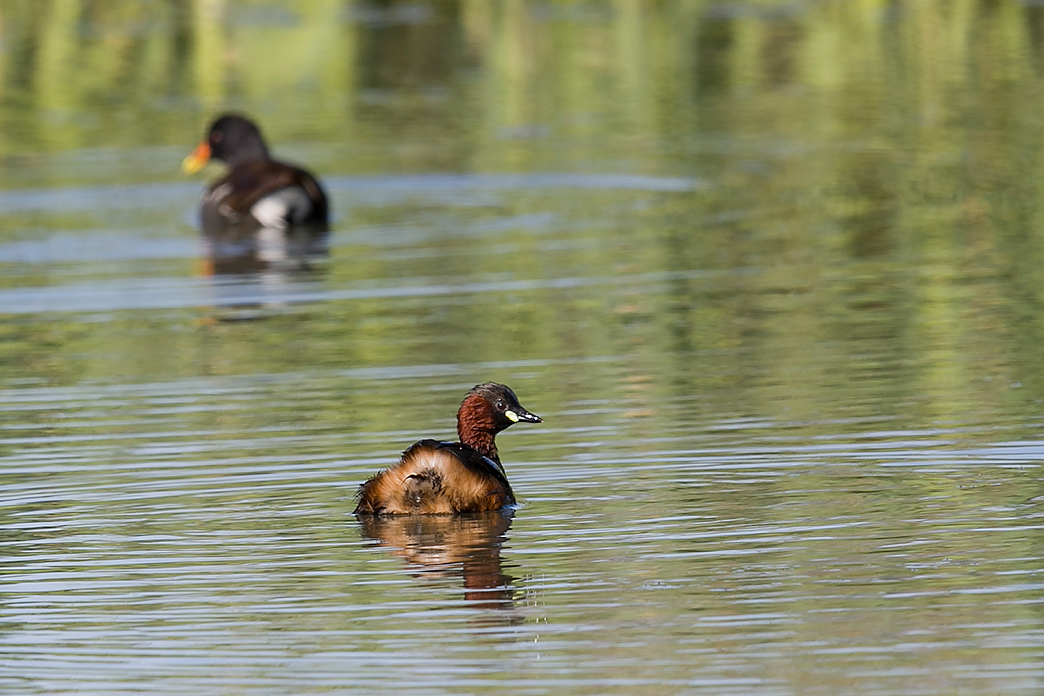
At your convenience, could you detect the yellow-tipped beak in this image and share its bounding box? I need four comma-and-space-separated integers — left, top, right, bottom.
182, 142, 211, 175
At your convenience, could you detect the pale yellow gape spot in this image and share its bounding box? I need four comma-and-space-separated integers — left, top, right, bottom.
505, 411, 519, 423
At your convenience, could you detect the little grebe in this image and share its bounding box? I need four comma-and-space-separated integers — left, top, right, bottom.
354, 382, 542, 515
182, 113, 329, 267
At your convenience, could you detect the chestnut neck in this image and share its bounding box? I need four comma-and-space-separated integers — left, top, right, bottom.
456, 394, 501, 464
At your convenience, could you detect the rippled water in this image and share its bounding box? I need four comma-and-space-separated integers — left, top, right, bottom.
6, 367, 1044, 695
5, 1, 1044, 694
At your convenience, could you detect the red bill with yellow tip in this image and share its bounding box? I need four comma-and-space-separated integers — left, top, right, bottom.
181, 142, 211, 174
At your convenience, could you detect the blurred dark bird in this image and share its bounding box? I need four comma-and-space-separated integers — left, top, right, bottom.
355, 383, 542, 515
183, 113, 329, 270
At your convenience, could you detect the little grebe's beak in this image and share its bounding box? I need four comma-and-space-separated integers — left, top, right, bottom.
182, 142, 211, 175
505, 408, 542, 424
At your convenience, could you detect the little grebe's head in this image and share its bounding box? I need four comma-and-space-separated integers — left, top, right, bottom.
183, 113, 271, 173
457, 382, 541, 438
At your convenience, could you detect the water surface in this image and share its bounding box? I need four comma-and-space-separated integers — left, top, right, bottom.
4, 1, 1044, 694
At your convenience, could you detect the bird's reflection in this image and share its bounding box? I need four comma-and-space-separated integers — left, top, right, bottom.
195, 220, 329, 320
358, 511, 517, 612
201, 220, 329, 276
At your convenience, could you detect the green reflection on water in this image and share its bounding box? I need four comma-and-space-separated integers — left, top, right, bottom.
0, 1, 1043, 435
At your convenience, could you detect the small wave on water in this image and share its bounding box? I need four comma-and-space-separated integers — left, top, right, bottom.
0, 173, 703, 215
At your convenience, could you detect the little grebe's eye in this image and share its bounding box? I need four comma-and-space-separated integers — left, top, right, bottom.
495, 399, 505, 410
